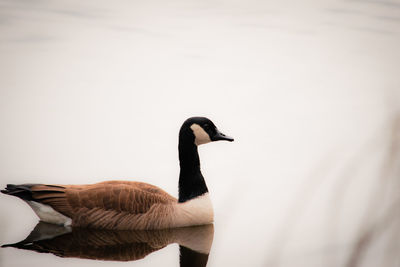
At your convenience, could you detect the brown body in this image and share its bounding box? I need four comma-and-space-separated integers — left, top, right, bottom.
27, 181, 213, 230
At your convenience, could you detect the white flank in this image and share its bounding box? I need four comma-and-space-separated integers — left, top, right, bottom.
190, 124, 211, 145
173, 193, 214, 227
27, 201, 72, 226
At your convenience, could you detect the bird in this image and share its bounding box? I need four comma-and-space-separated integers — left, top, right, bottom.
1, 117, 234, 230
2, 221, 214, 264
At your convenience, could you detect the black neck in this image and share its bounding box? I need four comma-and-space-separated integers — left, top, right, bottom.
179, 245, 209, 267
178, 128, 208, 203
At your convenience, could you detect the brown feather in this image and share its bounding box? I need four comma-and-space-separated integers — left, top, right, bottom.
30, 181, 178, 230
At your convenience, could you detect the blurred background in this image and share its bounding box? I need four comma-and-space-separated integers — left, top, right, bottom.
0, 0, 399, 266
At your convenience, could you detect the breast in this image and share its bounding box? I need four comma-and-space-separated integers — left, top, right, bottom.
171, 193, 214, 228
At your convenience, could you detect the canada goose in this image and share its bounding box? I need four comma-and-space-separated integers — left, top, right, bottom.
1, 117, 233, 230
2, 221, 214, 264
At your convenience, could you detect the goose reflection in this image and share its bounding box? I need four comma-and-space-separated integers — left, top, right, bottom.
2, 222, 214, 266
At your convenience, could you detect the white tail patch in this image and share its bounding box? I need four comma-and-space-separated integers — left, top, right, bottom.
27, 201, 72, 226
173, 193, 214, 227
190, 124, 211, 145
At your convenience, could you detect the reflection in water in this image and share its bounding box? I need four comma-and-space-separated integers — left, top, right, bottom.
2, 222, 214, 266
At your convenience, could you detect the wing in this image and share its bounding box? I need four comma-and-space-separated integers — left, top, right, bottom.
29, 181, 177, 229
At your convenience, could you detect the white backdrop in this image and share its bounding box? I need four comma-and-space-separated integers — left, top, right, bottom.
0, 0, 399, 266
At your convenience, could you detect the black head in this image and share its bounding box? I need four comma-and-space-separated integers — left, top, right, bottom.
180, 117, 234, 146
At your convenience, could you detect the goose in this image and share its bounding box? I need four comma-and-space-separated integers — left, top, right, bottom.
1, 117, 234, 230
2, 221, 214, 264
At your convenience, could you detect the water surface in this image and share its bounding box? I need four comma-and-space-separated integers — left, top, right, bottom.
0, 0, 399, 266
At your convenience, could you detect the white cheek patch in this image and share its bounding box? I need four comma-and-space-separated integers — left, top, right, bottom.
190, 124, 211, 145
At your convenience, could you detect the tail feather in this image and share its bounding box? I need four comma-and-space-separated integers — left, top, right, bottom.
1, 183, 40, 201
2, 183, 72, 225
1, 184, 18, 194
2, 241, 34, 249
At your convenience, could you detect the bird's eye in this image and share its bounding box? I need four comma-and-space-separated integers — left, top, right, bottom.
203, 124, 210, 130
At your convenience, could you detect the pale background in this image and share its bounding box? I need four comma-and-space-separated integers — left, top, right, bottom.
0, 0, 399, 266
